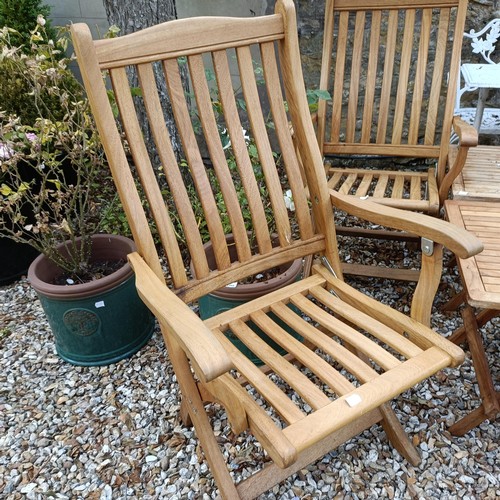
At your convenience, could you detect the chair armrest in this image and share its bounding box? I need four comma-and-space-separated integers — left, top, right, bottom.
128, 252, 233, 383
452, 115, 478, 147
330, 191, 483, 259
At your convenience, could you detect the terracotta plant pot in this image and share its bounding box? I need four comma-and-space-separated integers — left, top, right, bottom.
193, 234, 303, 365
28, 234, 154, 366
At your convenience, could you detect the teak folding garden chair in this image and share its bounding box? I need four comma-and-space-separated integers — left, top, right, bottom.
71, 2, 483, 497
317, 0, 478, 280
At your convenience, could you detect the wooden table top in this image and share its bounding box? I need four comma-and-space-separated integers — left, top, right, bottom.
450, 146, 500, 200
445, 199, 500, 309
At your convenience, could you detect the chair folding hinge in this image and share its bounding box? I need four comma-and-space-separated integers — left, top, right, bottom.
321, 256, 340, 297
421, 238, 434, 256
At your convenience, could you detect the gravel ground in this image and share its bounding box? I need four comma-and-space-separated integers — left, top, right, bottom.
1, 238, 499, 499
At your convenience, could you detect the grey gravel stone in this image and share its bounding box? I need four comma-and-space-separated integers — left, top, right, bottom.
1, 235, 499, 499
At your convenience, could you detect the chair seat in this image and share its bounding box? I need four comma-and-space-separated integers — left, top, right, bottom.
203, 265, 460, 470
451, 145, 500, 200
326, 166, 440, 214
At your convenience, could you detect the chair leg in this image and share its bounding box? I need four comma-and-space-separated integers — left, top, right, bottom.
379, 402, 421, 466
161, 329, 239, 498
341, 348, 421, 466
449, 305, 500, 436
448, 307, 499, 346
236, 408, 382, 500
180, 397, 193, 427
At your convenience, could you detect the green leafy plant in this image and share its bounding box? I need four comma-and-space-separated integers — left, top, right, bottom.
0, 0, 57, 51
0, 21, 124, 279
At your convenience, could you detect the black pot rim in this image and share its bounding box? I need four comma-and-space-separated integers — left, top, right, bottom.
28, 234, 135, 299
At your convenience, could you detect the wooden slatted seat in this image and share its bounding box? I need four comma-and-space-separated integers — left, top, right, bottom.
71, 2, 483, 497
317, 0, 478, 281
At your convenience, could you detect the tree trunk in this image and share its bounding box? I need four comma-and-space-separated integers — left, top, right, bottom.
102, 0, 186, 164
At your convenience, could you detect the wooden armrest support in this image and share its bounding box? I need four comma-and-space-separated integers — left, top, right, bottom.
452, 116, 479, 147
330, 191, 483, 259
438, 118, 478, 203
128, 252, 233, 383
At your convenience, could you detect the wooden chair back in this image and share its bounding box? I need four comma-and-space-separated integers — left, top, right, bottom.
70, 4, 485, 496
317, 0, 468, 185
71, 2, 342, 304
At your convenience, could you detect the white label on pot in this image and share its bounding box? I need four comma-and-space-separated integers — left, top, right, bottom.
226, 282, 238, 288
95, 301, 105, 308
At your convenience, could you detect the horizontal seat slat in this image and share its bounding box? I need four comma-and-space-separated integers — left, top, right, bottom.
251, 309, 356, 396
283, 347, 452, 453
290, 293, 402, 371
270, 302, 379, 384
211, 328, 305, 424
228, 319, 331, 410
309, 285, 423, 358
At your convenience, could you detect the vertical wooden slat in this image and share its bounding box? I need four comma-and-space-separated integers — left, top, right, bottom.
425, 9, 450, 145
188, 53, 252, 263
376, 10, 398, 143
260, 42, 314, 240
392, 9, 416, 144
236, 45, 292, 247
360, 10, 381, 143
392, 175, 404, 199
212, 50, 273, 255
408, 9, 432, 144
437, 3, 467, 184
163, 58, 231, 271
317, 0, 335, 151
137, 63, 210, 280
330, 11, 349, 143
373, 174, 389, 198
345, 11, 366, 143
353, 173, 373, 197
410, 176, 421, 201
339, 173, 357, 195
327, 171, 344, 190
110, 66, 188, 286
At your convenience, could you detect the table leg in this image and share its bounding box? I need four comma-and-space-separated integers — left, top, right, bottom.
449, 305, 500, 436
448, 307, 498, 346
473, 88, 489, 132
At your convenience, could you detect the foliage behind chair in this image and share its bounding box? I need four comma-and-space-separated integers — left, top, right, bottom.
71, 1, 483, 497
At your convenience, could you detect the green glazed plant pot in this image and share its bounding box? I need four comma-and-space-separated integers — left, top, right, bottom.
194, 234, 303, 365
28, 234, 155, 366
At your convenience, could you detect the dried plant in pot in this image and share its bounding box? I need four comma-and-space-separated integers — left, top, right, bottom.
0, 21, 154, 364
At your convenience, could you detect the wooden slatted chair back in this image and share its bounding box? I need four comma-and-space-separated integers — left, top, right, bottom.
317, 0, 468, 182
71, 5, 340, 303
